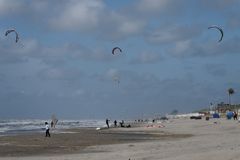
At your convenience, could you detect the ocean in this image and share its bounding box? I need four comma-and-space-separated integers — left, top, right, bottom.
0, 119, 106, 136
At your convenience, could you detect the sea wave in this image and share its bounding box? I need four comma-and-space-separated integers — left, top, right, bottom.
0, 119, 106, 136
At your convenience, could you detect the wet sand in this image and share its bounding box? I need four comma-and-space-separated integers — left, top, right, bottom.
0, 127, 191, 157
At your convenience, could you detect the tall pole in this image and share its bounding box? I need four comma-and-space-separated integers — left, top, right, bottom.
229, 93, 231, 106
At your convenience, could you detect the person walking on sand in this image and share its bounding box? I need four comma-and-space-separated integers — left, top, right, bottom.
45, 122, 50, 137
106, 118, 110, 128
234, 111, 238, 120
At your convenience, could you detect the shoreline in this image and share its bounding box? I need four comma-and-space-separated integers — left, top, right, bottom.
0, 126, 191, 157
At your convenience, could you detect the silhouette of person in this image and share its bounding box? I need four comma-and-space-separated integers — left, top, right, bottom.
120, 120, 124, 127
106, 118, 110, 128
114, 120, 117, 127
234, 111, 238, 120
51, 121, 54, 128
45, 122, 50, 137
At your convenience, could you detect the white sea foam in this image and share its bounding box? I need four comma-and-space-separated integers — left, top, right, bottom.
0, 119, 106, 135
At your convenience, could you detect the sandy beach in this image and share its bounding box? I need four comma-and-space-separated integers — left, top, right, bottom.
0, 118, 240, 160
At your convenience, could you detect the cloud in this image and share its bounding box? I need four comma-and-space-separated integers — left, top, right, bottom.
204, 63, 227, 77
166, 35, 240, 58
0, 0, 184, 39
50, 0, 105, 31
129, 51, 163, 64
0, 37, 39, 64
27, 1, 49, 13
0, 1, 158, 40
0, 0, 23, 16
135, 0, 184, 16
137, 0, 169, 12
140, 22, 215, 61
100, 13, 146, 40
0, 36, 117, 66
106, 68, 119, 77
145, 24, 203, 44
200, 0, 239, 10
38, 67, 83, 81
227, 15, 240, 30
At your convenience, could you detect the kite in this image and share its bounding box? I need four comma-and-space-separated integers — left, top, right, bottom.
208, 25, 223, 42
5, 29, 19, 43
112, 47, 122, 55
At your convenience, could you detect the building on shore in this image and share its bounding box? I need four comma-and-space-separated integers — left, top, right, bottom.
214, 102, 240, 113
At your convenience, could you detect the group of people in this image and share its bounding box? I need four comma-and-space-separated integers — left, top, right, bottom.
45, 118, 129, 137
106, 118, 130, 128
106, 119, 121, 128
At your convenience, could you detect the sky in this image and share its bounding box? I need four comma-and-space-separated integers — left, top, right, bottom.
0, 0, 240, 119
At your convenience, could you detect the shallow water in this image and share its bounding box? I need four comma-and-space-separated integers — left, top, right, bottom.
0, 119, 106, 136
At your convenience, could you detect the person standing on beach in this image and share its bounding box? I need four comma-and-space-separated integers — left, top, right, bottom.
51, 121, 54, 128
114, 120, 117, 127
45, 122, 51, 137
234, 111, 238, 120
106, 118, 110, 128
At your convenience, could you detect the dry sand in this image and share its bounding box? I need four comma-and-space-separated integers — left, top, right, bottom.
0, 118, 240, 160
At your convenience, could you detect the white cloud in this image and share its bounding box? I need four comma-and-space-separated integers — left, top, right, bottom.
50, 0, 104, 31
136, 0, 169, 13
29, 1, 48, 12
0, 0, 148, 40
146, 25, 202, 44
48, 0, 147, 39
171, 40, 192, 56
118, 18, 145, 35
0, 0, 23, 15
130, 52, 163, 64
90, 10, 146, 40
168, 37, 240, 57
116, 17, 146, 36
106, 68, 119, 78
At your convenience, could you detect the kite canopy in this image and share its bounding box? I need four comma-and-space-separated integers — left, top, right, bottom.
112, 47, 122, 55
5, 29, 19, 43
208, 25, 223, 42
